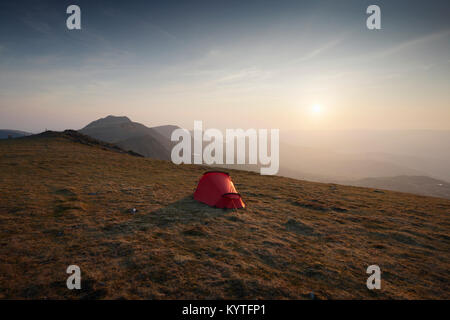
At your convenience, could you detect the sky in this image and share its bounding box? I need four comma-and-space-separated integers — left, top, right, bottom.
0, 0, 449, 132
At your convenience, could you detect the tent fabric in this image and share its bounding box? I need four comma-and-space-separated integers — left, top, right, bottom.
194, 171, 245, 209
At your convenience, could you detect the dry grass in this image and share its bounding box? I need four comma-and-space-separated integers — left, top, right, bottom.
0, 132, 449, 299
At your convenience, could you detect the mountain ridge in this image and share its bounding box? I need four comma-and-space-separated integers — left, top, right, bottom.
79, 115, 179, 160
0, 129, 32, 139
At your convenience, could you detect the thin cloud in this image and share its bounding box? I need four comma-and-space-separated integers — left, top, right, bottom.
216, 68, 271, 84
290, 38, 343, 64
373, 29, 450, 59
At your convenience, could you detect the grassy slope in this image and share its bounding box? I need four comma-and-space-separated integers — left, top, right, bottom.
0, 133, 449, 299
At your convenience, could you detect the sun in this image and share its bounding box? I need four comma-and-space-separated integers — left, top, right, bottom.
311, 104, 322, 114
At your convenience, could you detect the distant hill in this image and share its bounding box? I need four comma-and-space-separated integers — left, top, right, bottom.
152, 125, 181, 140
79, 115, 179, 160
116, 134, 171, 161
82, 115, 133, 129
347, 175, 450, 199
0, 132, 449, 299
0, 129, 31, 139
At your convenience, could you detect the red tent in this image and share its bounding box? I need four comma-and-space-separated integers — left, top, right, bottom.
194, 171, 245, 209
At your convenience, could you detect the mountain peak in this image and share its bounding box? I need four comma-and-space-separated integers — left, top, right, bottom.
104, 115, 131, 121
82, 115, 132, 129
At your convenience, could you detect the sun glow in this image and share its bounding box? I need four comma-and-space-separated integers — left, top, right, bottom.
311, 104, 322, 114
